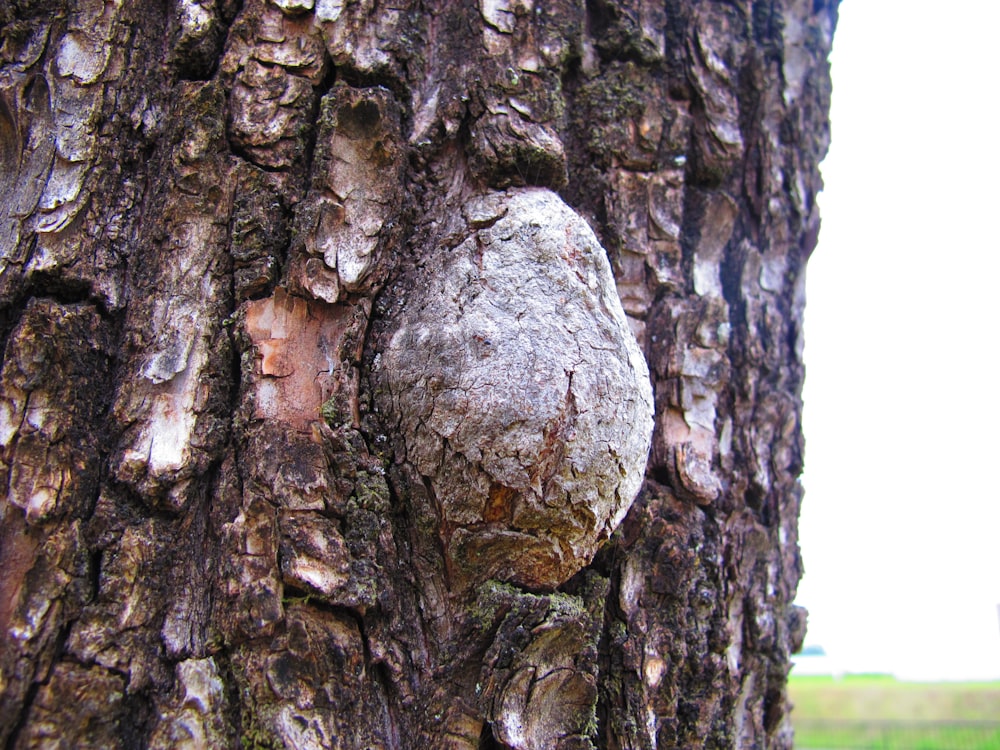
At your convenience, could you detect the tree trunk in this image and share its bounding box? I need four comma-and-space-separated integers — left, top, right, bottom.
0, 0, 836, 747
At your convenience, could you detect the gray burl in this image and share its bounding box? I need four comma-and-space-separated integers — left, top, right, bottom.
376, 188, 654, 590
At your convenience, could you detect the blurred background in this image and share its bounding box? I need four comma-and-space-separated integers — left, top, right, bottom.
791, 0, 1000, 745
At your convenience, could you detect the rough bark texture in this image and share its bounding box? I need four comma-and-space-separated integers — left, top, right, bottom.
0, 0, 836, 748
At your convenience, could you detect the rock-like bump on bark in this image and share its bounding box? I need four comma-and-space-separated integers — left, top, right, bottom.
378, 188, 653, 590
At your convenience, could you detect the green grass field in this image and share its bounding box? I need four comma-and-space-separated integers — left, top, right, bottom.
789, 675, 1000, 749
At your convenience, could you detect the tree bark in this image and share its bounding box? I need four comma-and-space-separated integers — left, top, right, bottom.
0, 0, 836, 747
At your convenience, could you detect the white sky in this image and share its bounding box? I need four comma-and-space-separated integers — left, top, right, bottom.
794, 0, 1000, 681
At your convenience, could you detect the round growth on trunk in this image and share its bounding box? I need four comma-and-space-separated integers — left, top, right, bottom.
376, 188, 654, 590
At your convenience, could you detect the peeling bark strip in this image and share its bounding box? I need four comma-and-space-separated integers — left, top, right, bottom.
0, 1, 836, 749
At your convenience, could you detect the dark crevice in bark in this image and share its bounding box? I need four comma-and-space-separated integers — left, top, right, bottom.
119, 689, 156, 750
3, 678, 38, 750
225, 144, 288, 174
101, 476, 183, 524
0, 100, 17, 194
0, 1, 68, 33
280, 584, 360, 622
763, 684, 783, 733
164, 0, 229, 84
334, 65, 414, 138
558, 60, 615, 256
679, 186, 707, 296
172, 59, 223, 84
585, 0, 663, 67
214, 648, 246, 750
664, 0, 694, 94
478, 721, 502, 749
650, 463, 673, 488
87, 547, 103, 603
22, 279, 104, 313
223, 327, 245, 452
369, 659, 403, 750
77, 455, 113, 597
752, 0, 785, 64
720, 231, 748, 350
737, 67, 767, 230
593, 545, 627, 750
300, 60, 339, 181
4, 615, 76, 750
745, 482, 770, 524
0, 297, 27, 367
